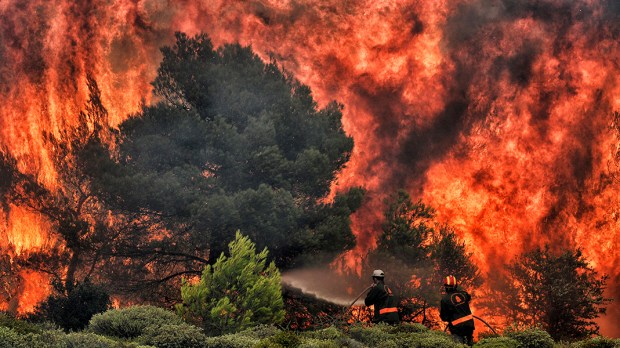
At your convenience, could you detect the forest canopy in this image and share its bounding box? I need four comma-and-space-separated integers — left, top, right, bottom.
0, 32, 363, 304
85, 32, 363, 297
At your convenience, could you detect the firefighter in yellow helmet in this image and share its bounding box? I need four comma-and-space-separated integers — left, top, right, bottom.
440, 275, 475, 346
364, 269, 400, 324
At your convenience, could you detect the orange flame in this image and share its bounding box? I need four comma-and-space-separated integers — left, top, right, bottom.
16, 270, 50, 314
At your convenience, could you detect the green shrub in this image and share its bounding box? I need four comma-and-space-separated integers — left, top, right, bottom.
254, 341, 284, 348
34, 280, 111, 332
395, 331, 466, 348
417, 335, 466, 348
0, 312, 41, 334
60, 332, 117, 348
204, 333, 260, 348
179, 232, 285, 336
236, 325, 281, 339
256, 331, 301, 348
301, 326, 342, 340
477, 331, 501, 341
348, 324, 395, 347
298, 338, 339, 348
112, 344, 156, 348
570, 336, 620, 348
397, 322, 429, 333
506, 327, 555, 348
0, 326, 27, 348
89, 305, 184, 339
21, 329, 65, 348
333, 338, 366, 348
139, 323, 208, 348
474, 336, 520, 348
274, 331, 302, 347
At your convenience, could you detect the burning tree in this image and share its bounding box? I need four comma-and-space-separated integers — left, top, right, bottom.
0, 77, 126, 327
1, 32, 364, 309
482, 246, 611, 341
0, 78, 116, 295
88, 32, 363, 286
364, 190, 480, 326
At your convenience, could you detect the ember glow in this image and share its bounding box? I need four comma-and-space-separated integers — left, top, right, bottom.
1, 0, 619, 336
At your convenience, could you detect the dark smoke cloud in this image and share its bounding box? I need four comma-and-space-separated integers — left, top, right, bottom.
0, 2, 47, 86
395, 99, 469, 188
504, 40, 543, 87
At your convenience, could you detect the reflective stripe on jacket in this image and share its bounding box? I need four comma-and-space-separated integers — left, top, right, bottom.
451, 314, 474, 326
379, 307, 398, 314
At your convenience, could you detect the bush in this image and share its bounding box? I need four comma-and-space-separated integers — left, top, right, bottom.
0, 326, 27, 348
348, 324, 395, 347
505, 327, 554, 348
178, 232, 284, 335
257, 331, 300, 348
139, 323, 208, 348
298, 338, 339, 348
60, 332, 118, 348
21, 329, 66, 348
236, 325, 281, 339
204, 333, 260, 348
33, 280, 111, 332
89, 305, 184, 339
397, 322, 430, 333
302, 326, 342, 340
254, 341, 284, 348
477, 331, 501, 341
474, 336, 520, 348
570, 336, 620, 348
396, 331, 466, 348
0, 312, 41, 334
330, 338, 366, 348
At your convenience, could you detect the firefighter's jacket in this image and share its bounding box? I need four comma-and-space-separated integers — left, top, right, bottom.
440, 288, 475, 333
364, 281, 399, 324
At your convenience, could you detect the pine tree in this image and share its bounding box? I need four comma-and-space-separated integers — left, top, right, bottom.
177, 231, 284, 335
505, 246, 611, 341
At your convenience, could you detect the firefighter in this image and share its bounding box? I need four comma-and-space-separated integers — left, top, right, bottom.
440, 275, 475, 346
364, 269, 399, 324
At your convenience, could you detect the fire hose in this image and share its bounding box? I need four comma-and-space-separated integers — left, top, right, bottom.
337, 285, 373, 323
347, 285, 374, 309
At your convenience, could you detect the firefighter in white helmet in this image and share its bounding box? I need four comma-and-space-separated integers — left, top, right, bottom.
364, 269, 399, 324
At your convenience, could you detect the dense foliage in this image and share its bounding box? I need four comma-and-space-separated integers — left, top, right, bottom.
0, 30, 362, 306
178, 232, 284, 335
482, 247, 611, 341
78, 32, 363, 299
89, 305, 185, 339
0, 309, 618, 347
31, 279, 111, 331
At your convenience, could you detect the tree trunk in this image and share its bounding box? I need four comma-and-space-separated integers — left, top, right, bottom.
65, 249, 81, 293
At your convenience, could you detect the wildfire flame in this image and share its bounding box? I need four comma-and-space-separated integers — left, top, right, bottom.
0, 0, 619, 336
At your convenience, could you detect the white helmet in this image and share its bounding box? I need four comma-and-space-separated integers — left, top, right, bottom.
372, 269, 385, 278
